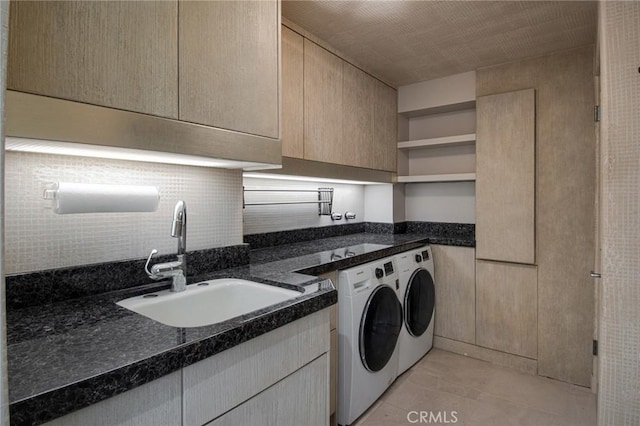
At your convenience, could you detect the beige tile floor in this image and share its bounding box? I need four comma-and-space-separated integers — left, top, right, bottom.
354, 349, 596, 426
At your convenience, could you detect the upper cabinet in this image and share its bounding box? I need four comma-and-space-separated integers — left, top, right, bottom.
342, 61, 374, 168
342, 62, 397, 172
6, 1, 281, 167
179, 1, 279, 138
7, 1, 179, 118
476, 88, 536, 264
303, 39, 344, 165
281, 26, 304, 158
285, 31, 396, 172
373, 80, 398, 172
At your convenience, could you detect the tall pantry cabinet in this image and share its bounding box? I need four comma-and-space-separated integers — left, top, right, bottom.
475, 88, 538, 359
475, 46, 596, 387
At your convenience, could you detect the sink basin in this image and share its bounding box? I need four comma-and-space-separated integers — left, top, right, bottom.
117, 278, 301, 327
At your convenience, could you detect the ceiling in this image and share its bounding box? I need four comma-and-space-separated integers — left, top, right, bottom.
282, 1, 597, 87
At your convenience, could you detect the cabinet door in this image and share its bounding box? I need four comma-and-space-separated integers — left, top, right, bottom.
476, 88, 535, 264
179, 0, 279, 138
304, 39, 343, 164
183, 309, 329, 426
476, 260, 537, 358
330, 329, 338, 416
281, 26, 304, 158
207, 355, 329, 426
432, 245, 476, 344
8, 1, 178, 118
373, 80, 398, 172
43, 372, 181, 426
343, 61, 374, 168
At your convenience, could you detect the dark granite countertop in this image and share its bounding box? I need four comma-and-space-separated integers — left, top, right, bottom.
7, 231, 447, 425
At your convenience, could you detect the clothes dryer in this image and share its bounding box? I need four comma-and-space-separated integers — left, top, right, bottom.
396, 245, 435, 375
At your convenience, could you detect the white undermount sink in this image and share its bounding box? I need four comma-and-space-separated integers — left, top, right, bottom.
117, 278, 302, 328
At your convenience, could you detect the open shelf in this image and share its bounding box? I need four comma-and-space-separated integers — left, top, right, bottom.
398, 133, 476, 150
397, 173, 476, 183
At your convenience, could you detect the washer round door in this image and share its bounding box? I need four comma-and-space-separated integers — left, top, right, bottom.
404, 268, 435, 337
359, 285, 402, 372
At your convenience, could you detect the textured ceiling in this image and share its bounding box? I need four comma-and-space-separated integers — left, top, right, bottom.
282, 1, 597, 86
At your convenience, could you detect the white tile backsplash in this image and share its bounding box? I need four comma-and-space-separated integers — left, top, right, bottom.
242, 177, 364, 235
5, 151, 243, 274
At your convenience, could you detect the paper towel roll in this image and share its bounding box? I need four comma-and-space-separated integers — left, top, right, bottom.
47, 182, 160, 214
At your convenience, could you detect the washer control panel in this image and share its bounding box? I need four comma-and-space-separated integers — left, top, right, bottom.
375, 261, 395, 279
383, 260, 394, 275
375, 267, 384, 279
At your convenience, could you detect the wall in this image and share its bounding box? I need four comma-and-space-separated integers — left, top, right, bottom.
477, 45, 596, 386
598, 2, 640, 423
4, 151, 243, 274
363, 184, 392, 223
242, 177, 364, 235
405, 182, 476, 223
0, 0, 9, 423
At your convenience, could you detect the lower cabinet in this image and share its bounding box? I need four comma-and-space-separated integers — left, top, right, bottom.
43, 372, 182, 426
207, 354, 328, 426
476, 260, 538, 358
44, 309, 330, 426
431, 245, 476, 344
183, 309, 329, 425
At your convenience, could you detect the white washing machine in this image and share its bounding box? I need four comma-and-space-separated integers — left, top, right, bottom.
337, 256, 402, 426
396, 245, 436, 375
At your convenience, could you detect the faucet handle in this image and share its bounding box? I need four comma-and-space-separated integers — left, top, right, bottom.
145, 249, 158, 278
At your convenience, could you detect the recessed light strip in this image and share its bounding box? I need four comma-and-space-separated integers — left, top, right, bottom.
5, 137, 282, 170
243, 172, 383, 185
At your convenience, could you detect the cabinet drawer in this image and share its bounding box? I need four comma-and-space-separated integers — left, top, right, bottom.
183, 309, 329, 426
207, 354, 329, 426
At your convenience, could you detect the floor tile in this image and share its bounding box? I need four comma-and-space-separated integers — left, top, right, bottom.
353, 401, 413, 426
351, 349, 596, 426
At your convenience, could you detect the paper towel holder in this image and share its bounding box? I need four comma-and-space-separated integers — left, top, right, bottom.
42, 182, 160, 214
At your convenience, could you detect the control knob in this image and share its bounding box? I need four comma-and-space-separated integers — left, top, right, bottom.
415, 254, 423, 263
375, 267, 384, 279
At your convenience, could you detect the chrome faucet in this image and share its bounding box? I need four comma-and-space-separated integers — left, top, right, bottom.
145, 201, 187, 292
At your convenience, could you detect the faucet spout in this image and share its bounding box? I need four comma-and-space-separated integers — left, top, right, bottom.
145, 200, 188, 292
171, 200, 187, 256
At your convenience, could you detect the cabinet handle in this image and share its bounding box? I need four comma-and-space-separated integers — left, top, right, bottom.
590, 271, 602, 279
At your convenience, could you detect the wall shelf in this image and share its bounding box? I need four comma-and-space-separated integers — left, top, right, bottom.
397, 173, 476, 183
397, 104, 476, 181
398, 133, 476, 150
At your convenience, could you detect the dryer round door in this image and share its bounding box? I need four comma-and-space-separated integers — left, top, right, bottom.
404, 268, 435, 337
359, 285, 402, 372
